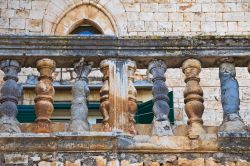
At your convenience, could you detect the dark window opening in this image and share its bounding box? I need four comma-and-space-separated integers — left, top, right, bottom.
70, 24, 102, 35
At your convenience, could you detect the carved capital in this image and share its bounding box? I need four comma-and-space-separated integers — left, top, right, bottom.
149, 59, 173, 136
182, 58, 205, 139
33, 58, 56, 133
0, 60, 21, 133
218, 59, 246, 132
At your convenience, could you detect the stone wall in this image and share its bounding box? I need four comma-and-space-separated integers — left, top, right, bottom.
0, 0, 249, 35
0, 0, 250, 127
1, 152, 250, 165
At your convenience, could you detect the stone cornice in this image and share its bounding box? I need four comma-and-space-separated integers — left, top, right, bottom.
0, 35, 250, 68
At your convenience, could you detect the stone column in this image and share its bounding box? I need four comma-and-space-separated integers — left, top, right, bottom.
100, 59, 135, 134
100, 60, 111, 132
127, 60, 138, 135
218, 58, 246, 132
182, 59, 205, 139
148, 60, 173, 136
33, 58, 56, 133
0, 60, 21, 133
68, 58, 93, 132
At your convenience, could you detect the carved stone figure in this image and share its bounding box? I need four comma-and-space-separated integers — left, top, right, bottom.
182, 59, 205, 139
219, 58, 247, 132
100, 60, 111, 132
33, 58, 56, 133
0, 60, 21, 133
68, 58, 93, 132
127, 60, 138, 135
148, 60, 173, 136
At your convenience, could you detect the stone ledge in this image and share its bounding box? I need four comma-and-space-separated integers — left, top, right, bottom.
0, 35, 250, 68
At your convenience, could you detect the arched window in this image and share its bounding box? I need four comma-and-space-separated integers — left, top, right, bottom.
70, 22, 102, 35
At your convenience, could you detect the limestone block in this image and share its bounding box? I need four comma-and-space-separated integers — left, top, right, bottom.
20, 0, 31, 9
154, 13, 168, 21
121, 160, 130, 166
128, 21, 145, 31
236, 160, 250, 166
158, 4, 177, 12
145, 21, 157, 31
223, 12, 244, 21
10, 18, 25, 29
96, 156, 107, 166
178, 158, 205, 166
139, 12, 154, 21
107, 160, 119, 166
8, 0, 20, 9
226, 162, 236, 166
0, 18, 9, 29
205, 158, 221, 166
141, 3, 158, 12
169, 13, 183, 21
26, 19, 43, 32
15, 9, 30, 18
201, 22, 216, 32
30, 10, 45, 19
31, 1, 49, 10
173, 22, 190, 32
157, 22, 172, 32
123, 3, 140, 12
4, 154, 28, 164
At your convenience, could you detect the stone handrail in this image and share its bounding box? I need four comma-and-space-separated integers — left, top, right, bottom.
0, 35, 250, 68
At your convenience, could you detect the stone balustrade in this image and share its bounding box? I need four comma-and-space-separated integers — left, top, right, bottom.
0, 36, 249, 164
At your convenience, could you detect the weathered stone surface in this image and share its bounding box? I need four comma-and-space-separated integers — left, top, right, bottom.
68, 58, 92, 132
32, 58, 56, 133
182, 59, 205, 139
149, 60, 173, 136
178, 158, 205, 166
4, 154, 28, 164
0, 36, 250, 68
236, 160, 250, 166
218, 59, 247, 132
0, 60, 21, 133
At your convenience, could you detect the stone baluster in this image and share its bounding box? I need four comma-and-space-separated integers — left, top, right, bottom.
218, 58, 247, 132
149, 60, 173, 136
32, 58, 56, 133
182, 59, 205, 139
100, 60, 111, 132
0, 60, 21, 133
127, 60, 138, 135
68, 58, 93, 132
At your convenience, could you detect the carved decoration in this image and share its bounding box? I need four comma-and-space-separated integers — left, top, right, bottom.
0, 60, 21, 133
100, 60, 111, 132
68, 58, 93, 132
148, 60, 173, 136
182, 59, 205, 139
218, 58, 247, 132
127, 60, 138, 135
33, 58, 56, 133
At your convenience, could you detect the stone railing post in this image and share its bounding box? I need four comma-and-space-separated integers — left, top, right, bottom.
32, 58, 56, 133
100, 59, 136, 134
218, 58, 247, 132
0, 60, 21, 133
148, 60, 173, 136
68, 58, 93, 132
127, 60, 138, 135
182, 59, 205, 139
100, 60, 111, 132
